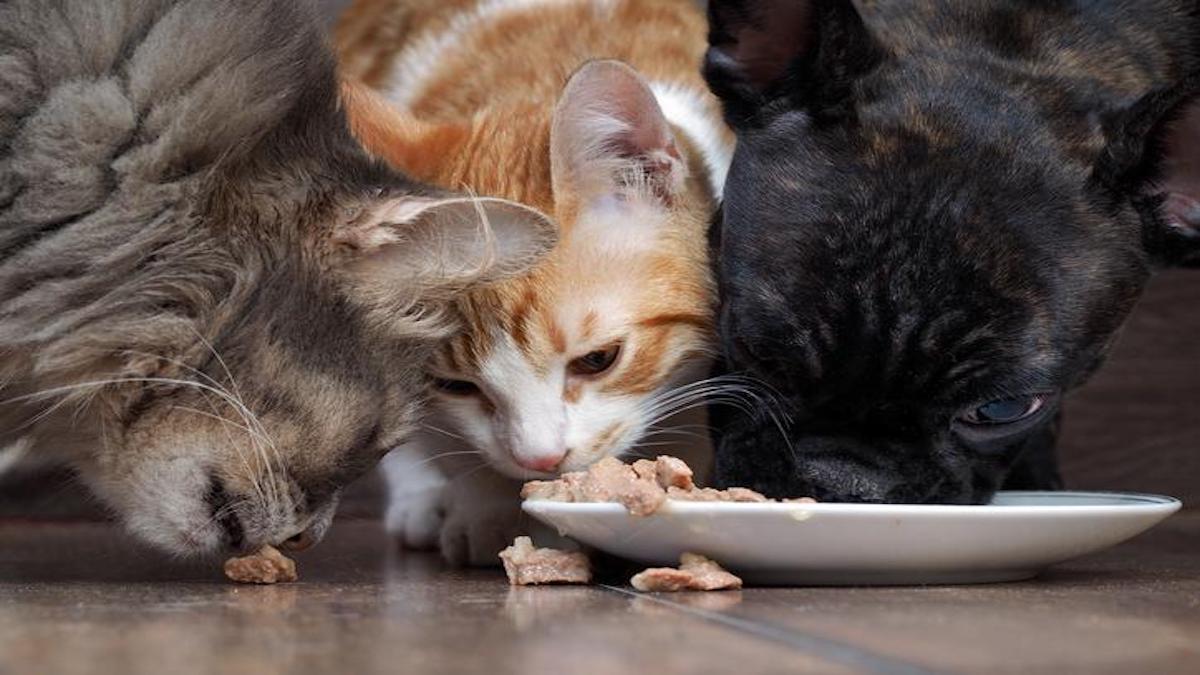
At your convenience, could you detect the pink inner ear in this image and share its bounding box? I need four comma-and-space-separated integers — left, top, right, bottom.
1160, 100, 1200, 231
591, 66, 674, 158
553, 60, 685, 200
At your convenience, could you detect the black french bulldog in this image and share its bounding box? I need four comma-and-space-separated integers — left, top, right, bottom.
703, 0, 1200, 504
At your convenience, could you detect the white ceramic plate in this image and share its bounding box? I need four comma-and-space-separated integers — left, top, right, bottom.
523, 491, 1181, 586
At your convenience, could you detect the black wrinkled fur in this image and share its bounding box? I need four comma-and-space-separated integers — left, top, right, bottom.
705, 0, 1200, 503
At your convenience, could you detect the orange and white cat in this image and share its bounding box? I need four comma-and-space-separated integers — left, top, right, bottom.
337, 0, 734, 565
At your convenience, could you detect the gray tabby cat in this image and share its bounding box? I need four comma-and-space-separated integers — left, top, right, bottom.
0, 0, 553, 555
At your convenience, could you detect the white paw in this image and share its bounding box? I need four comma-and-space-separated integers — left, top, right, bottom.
380, 444, 449, 550
385, 489, 443, 551
438, 500, 523, 568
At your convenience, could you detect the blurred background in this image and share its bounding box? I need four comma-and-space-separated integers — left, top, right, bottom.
2, 0, 1196, 519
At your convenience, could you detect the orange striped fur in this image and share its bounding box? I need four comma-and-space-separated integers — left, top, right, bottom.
337, 0, 733, 563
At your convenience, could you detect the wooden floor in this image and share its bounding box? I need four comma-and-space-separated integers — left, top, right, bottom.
2, 514, 1198, 675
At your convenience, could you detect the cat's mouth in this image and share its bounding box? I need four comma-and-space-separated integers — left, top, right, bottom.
206, 476, 245, 550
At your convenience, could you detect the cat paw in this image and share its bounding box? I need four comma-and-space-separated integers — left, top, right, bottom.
438, 502, 523, 568
385, 490, 443, 551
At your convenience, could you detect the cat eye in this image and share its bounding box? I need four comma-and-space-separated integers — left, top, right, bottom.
960, 395, 1048, 426
433, 377, 480, 396
568, 344, 622, 377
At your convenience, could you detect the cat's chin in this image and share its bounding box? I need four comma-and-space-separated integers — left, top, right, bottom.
484, 457, 556, 481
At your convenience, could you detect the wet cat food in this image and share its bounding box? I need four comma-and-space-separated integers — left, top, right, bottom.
224, 545, 298, 584
521, 455, 784, 515
500, 537, 592, 585
631, 553, 743, 592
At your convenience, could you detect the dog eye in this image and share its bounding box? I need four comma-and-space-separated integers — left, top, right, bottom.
568, 344, 621, 377
962, 395, 1047, 425
433, 378, 480, 396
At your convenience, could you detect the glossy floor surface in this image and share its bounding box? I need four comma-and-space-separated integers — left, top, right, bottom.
2, 513, 1198, 675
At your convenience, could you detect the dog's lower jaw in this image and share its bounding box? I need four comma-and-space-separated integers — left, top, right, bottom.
712, 414, 1065, 505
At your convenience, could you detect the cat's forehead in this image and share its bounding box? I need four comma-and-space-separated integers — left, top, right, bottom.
439, 242, 707, 378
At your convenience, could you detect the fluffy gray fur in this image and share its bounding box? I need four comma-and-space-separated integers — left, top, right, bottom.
0, 0, 554, 556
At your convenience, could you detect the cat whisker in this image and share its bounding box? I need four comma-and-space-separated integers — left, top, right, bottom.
640, 375, 794, 447
641, 376, 767, 411
640, 385, 785, 434
2, 376, 286, 499
640, 385, 760, 422
408, 449, 484, 469
187, 344, 283, 493
644, 422, 714, 436
423, 423, 467, 442
638, 428, 711, 443
185, 330, 285, 504
181, 495, 254, 555
172, 403, 269, 510
445, 461, 491, 485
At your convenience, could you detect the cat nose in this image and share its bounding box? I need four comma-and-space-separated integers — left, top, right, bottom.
515, 452, 565, 472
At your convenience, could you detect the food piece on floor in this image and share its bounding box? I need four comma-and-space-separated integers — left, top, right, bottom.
631, 553, 743, 592
520, 455, 811, 514
784, 497, 819, 504
224, 545, 298, 584
500, 536, 592, 585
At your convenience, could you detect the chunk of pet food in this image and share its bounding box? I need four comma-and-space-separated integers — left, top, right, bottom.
522, 457, 666, 516
520, 455, 804, 514
581, 457, 666, 516
224, 545, 298, 584
665, 485, 770, 503
631, 458, 659, 483
520, 479, 574, 502
784, 497, 819, 504
653, 455, 695, 490
631, 553, 742, 592
720, 487, 770, 502
500, 536, 592, 585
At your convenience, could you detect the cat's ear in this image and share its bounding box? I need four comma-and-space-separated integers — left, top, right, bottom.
550, 60, 686, 206
333, 195, 556, 302
1094, 79, 1200, 267
704, 0, 883, 127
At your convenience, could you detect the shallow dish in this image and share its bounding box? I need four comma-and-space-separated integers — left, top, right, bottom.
522, 491, 1181, 586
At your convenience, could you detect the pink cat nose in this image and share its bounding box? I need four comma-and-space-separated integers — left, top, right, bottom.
516, 453, 565, 472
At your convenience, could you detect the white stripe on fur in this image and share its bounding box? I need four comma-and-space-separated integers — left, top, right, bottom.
384, 0, 615, 110
650, 81, 734, 200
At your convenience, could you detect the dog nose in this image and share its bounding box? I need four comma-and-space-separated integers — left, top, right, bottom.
279, 528, 317, 552
515, 452, 565, 472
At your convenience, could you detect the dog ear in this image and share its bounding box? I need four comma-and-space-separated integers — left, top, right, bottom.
1148, 90, 1200, 267
1096, 79, 1200, 268
704, 0, 883, 128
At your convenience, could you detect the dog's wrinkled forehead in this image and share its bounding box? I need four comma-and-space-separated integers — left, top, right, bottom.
721, 224, 1035, 412
718, 119, 1137, 415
